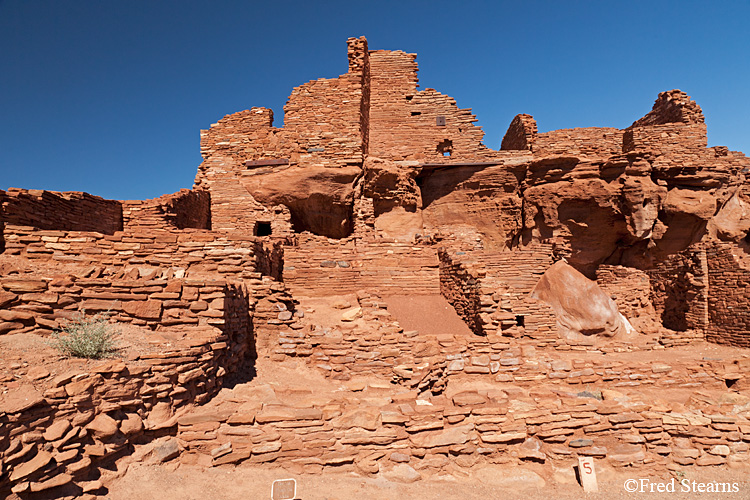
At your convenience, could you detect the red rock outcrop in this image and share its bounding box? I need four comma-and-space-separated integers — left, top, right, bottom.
530, 260, 636, 340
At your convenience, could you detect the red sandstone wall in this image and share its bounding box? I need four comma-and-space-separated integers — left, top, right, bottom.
647, 245, 709, 334
596, 265, 659, 332
705, 242, 750, 348
438, 245, 557, 341
1, 224, 283, 281
122, 189, 210, 231
533, 127, 623, 158
623, 123, 708, 155
631, 90, 705, 127
0, 278, 257, 494
283, 235, 439, 296
367, 50, 494, 162
193, 38, 370, 237
0, 188, 122, 235
500, 114, 537, 151
0, 275, 241, 335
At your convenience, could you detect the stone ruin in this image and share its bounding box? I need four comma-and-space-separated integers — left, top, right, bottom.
1, 36, 749, 497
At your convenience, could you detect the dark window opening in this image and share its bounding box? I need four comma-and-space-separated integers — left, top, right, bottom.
254, 221, 272, 236
726, 378, 738, 389
405, 95, 414, 101
744, 230, 750, 244
411, 111, 422, 116
515, 315, 525, 327
437, 139, 453, 157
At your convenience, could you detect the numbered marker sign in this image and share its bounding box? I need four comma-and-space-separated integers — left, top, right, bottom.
272, 478, 297, 500
578, 456, 598, 493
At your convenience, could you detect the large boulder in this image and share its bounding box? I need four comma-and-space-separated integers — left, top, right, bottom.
530, 260, 636, 340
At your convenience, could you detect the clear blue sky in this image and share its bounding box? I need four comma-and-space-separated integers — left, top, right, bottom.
1, 0, 748, 200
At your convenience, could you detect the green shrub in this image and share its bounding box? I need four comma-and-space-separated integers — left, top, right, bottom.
49, 310, 120, 359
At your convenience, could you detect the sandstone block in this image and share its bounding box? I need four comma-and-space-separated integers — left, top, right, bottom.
410, 424, 473, 448
122, 299, 162, 319
43, 420, 72, 442
30, 474, 73, 493
9, 450, 52, 481
120, 413, 144, 436
481, 431, 526, 443
86, 414, 119, 439
384, 464, 421, 483
152, 438, 180, 463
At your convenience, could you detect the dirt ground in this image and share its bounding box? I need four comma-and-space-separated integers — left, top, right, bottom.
105, 461, 750, 500
383, 294, 474, 336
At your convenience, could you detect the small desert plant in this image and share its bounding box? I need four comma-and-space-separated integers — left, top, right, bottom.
48, 310, 120, 359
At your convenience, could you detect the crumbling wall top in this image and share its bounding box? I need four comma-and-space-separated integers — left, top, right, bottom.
630, 89, 705, 128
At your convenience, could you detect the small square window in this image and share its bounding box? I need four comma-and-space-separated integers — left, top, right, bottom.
436, 116, 446, 126
254, 221, 272, 236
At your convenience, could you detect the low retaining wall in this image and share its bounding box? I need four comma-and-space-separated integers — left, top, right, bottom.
0, 279, 255, 496
0, 189, 122, 235
1, 225, 283, 281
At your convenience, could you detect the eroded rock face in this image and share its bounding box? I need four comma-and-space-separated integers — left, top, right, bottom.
530, 260, 636, 340
240, 165, 360, 238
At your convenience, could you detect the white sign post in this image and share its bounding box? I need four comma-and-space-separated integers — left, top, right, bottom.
578, 456, 599, 493
272, 478, 297, 500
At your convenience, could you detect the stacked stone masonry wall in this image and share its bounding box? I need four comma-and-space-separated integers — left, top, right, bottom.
623, 123, 708, 155
284, 235, 439, 296
595, 265, 658, 327
122, 189, 210, 231
368, 51, 498, 162
439, 246, 557, 341
272, 292, 737, 384
172, 367, 750, 475
647, 246, 709, 335
0, 275, 256, 336
0, 279, 257, 495
261, 292, 750, 473
2, 225, 282, 281
0, 189, 123, 235
533, 127, 623, 158
500, 114, 537, 151
705, 242, 750, 348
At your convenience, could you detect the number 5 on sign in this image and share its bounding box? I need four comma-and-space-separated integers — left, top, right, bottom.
578, 456, 598, 493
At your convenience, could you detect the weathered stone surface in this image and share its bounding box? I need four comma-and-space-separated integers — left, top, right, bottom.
452, 392, 486, 406
481, 431, 527, 444
10, 451, 52, 481
255, 407, 323, 423
120, 413, 144, 436
341, 307, 363, 322
409, 424, 473, 448
86, 414, 119, 439
531, 261, 635, 340
1, 385, 45, 413
384, 464, 421, 483
152, 438, 180, 463
569, 438, 594, 448
122, 300, 162, 319
43, 420, 72, 442
30, 474, 73, 492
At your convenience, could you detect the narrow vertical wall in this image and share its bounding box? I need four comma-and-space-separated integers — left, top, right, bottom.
705, 243, 750, 347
